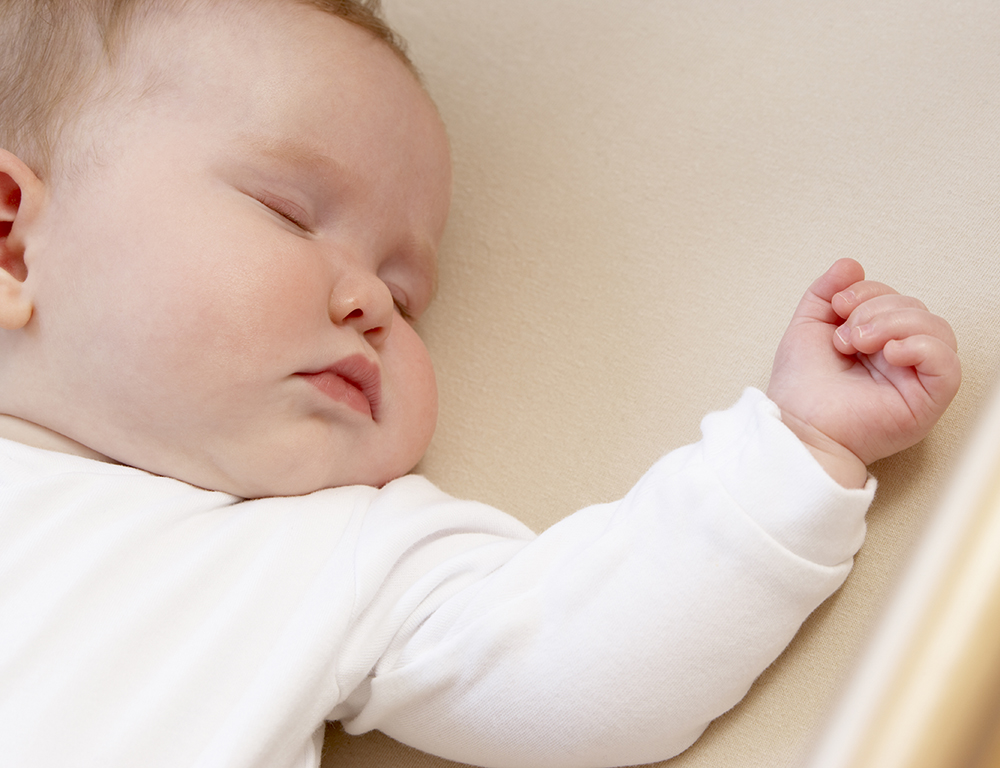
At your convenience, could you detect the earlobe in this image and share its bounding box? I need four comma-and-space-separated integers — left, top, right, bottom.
0, 149, 44, 330
0, 276, 32, 330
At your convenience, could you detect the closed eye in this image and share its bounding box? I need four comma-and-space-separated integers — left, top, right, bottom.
255, 193, 310, 231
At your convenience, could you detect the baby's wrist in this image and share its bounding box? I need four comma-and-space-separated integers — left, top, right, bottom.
777, 409, 868, 489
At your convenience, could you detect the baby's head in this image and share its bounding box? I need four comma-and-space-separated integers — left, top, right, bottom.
0, 0, 452, 498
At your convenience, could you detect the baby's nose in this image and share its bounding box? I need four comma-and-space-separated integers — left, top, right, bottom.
329, 272, 393, 345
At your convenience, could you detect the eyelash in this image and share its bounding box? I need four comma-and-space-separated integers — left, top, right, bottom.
392, 297, 415, 321
257, 195, 309, 230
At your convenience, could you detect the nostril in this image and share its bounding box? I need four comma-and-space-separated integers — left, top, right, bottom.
345, 308, 364, 320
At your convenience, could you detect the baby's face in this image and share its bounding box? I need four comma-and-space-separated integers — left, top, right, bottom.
19, 2, 451, 496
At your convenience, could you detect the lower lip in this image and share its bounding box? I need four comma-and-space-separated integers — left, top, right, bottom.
300, 371, 372, 418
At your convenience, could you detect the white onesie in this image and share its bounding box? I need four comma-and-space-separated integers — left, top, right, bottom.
0, 389, 873, 768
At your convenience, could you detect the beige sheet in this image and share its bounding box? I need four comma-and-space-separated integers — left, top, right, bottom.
323, 1, 1000, 765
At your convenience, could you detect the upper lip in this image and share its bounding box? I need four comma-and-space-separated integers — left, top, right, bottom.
302, 354, 382, 420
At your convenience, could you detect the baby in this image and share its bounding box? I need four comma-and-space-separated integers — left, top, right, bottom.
0, 1, 960, 768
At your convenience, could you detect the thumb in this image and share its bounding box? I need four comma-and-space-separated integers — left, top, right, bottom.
790, 259, 866, 325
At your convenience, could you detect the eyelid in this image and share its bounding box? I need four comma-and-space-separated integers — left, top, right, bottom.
383, 255, 435, 323
255, 192, 311, 230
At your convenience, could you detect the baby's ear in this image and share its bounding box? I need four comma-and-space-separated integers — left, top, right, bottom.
0, 149, 43, 330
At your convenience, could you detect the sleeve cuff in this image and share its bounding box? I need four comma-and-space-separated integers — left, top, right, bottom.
701, 388, 875, 568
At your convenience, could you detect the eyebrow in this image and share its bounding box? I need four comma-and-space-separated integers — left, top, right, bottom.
232, 134, 441, 303
232, 134, 355, 185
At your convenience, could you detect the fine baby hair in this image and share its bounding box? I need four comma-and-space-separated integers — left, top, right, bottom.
0, 0, 410, 178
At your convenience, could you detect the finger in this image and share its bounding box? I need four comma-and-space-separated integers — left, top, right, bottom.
835, 308, 958, 356
808, 259, 866, 303
841, 294, 939, 339
882, 335, 962, 405
832, 280, 914, 319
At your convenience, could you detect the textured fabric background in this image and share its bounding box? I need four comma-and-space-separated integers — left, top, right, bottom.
323, 1, 1000, 766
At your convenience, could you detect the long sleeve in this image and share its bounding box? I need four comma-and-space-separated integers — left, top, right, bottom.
0, 390, 872, 768
337, 389, 873, 767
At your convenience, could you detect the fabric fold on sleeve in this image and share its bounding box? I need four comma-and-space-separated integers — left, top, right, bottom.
701, 388, 873, 567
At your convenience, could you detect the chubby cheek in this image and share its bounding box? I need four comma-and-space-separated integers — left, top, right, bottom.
131, 237, 312, 378
387, 322, 439, 458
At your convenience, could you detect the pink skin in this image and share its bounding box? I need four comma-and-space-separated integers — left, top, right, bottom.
0, 2, 451, 498
767, 258, 961, 488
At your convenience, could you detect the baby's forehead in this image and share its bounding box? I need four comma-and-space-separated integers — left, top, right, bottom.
46, 0, 446, 216
67, 2, 411, 140
123, 0, 416, 76
112, 1, 420, 109
2, 0, 411, 183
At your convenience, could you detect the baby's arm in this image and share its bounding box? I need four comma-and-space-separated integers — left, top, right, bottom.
767, 259, 961, 488
339, 394, 873, 767
339, 261, 958, 767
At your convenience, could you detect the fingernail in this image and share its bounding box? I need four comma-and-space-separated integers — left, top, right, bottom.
836, 324, 852, 345
836, 290, 856, 304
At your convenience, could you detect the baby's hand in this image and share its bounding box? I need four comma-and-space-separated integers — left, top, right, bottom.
766, 259, 960, 488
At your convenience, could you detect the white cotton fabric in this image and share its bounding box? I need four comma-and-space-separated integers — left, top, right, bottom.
0, 390, 872, 768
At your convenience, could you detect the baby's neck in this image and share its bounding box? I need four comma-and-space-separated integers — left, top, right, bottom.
0, 414, 116, 463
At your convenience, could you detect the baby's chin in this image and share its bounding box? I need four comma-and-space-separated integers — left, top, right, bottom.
12, 410, 434, 498
163, 445, 429, 500
224, 464, 419, 500
0, 413, 429, 497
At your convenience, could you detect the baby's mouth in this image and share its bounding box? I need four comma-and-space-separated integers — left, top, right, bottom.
298, 355, 382, 420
